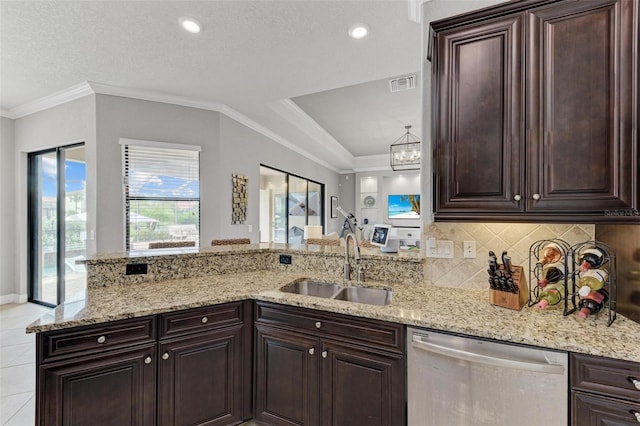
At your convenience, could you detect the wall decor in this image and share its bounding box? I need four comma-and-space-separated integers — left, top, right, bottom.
232, 174, 248, 224
388, 194, 420, 219
330, 196, 338, 218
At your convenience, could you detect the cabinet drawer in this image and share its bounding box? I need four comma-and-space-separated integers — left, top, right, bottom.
159, 301, 245, 339
571, 353, 640, 403
572, 391, 640, 426
38, 316, 156, 364
255, 302, 404, 353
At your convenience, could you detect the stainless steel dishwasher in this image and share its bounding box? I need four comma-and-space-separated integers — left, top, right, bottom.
407, 328, 568, 426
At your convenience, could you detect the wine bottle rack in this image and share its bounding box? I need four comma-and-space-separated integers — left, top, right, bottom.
528, 239, 571, 313
567, 241, 617, 327
528, 239, 617, 326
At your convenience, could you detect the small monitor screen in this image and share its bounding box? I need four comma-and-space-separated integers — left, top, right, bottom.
370, 224, 391, 247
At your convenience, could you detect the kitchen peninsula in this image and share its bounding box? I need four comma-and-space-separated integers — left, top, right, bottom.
28, 244, 640, 426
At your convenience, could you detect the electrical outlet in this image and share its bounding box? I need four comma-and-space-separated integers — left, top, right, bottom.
125, 263, 148, 275
463, 241, 476, 258
279, 254, 292, 265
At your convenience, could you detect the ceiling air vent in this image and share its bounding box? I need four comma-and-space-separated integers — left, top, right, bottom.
389, 74, 416, 92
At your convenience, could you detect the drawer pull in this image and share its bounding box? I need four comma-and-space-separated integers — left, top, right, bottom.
201, 316, 208, 324
322, 350, 328, 358
630, 377, 640, 391
162, 352, 170, 360
532, 193, 541, 201
513, 194, 521, 201
315, 321, 322, 329
97, 336, 106, 344
308, 347, 315, 355
631, 410, 640, 423
144, 356, 152, 365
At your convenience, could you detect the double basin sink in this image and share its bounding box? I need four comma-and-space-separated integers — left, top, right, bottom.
280, 278, 393, 306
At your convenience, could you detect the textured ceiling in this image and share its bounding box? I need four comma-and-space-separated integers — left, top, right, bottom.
1, 0, 510, 171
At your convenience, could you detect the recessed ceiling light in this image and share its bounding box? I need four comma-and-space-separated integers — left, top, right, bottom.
348, 23, 370, 40
179, 16, 202, 34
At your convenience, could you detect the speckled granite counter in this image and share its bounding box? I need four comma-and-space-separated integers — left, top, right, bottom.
27, 270, 640, 364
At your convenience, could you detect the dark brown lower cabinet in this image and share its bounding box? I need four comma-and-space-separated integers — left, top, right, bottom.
253, 302, 405, 426
572, 391, 640, 425
38, 343, 157, 426
571, 353, 640, 425
36, 301, 252, 426
158, 325, 246, 426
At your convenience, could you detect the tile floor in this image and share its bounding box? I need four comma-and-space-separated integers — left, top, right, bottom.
1, 303, 51, 426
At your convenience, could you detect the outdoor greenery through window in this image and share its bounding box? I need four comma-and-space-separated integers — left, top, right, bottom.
122, 140, 200, 251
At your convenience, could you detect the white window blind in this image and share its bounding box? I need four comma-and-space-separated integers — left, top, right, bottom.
122, 143, 200, 251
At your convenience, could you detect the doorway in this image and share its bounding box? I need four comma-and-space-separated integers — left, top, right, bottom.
28, 144, 86, 307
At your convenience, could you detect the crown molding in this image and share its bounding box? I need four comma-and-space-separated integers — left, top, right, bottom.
6, 81, 93, 119
352, 154, 394, 172
0, 109, 14, 119
408, 0, 434, 24
268, 99, 354, 166
88, 81, 226, 112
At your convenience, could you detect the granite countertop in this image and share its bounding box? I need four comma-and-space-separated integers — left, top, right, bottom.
26, 270, 640, 363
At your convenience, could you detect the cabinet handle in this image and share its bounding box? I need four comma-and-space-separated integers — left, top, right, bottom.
322, 350, 328, 358
162, 352, 170, 360
97, 336, 106, 344
201, 316, 208, 324
144, 356, 152, 365
513, 194, 522, 201
308, 347, 315, 355
532, 193, 541, 201
631, 410, 640, 423
630, 376, 640, 391
315, 321, 322, 329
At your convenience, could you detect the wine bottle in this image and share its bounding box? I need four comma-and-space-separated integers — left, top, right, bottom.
578, 288, 609, 319
537, 262, 564, 288
536, 282, 565, 309
536, 242, 564, 266
578, 247, 606, 272
577, 268, 608, 296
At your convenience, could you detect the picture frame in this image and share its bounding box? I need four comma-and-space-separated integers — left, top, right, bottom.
330, 196, 338, 218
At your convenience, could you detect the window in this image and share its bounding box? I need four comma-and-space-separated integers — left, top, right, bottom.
259, 165, 324, 244
121, 139, 200, 251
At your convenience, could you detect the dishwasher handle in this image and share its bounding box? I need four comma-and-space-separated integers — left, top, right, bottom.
411, 336, 566, 375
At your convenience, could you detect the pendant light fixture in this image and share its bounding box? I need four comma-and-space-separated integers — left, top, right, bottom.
390, 125, 421, 171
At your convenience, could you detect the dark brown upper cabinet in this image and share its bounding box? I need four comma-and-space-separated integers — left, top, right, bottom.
431, 0, 639, 223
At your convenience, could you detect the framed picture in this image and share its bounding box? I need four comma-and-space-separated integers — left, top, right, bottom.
330, 196, 338, 218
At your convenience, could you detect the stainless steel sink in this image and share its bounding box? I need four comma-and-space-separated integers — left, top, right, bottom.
333, 286, 393, 306
279, 278, 393, 306
279, 279, 343, 298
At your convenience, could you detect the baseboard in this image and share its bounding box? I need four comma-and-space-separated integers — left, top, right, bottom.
0, 293, 28, 305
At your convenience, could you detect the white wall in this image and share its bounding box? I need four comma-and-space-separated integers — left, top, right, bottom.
12, 95, 96, 300
94, 95, 341, 251
0, 117, 19, 302
219, 115, 342, 240
95, 95, 220, 252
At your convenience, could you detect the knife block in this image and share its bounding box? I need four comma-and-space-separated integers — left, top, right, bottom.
489, 265, 529, 310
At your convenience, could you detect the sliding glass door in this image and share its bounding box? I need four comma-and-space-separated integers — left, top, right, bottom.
29, 144, 86, 307
259, 165, 324, 244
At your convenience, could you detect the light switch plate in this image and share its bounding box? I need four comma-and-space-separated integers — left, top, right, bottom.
426, 240, 454, 258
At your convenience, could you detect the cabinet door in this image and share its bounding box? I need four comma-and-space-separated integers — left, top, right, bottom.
434, 13, 523, 215
38, 344, 156, 426
254, 324, 319, 426
320, 340, 404, 426
527, 0, 638, 214
158, 325, 246, 426
572, 391, 640, 425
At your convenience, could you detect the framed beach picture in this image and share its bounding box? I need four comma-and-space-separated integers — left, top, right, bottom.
388, 194, 420, 219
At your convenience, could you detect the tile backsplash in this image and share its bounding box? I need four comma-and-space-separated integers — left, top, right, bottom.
423, 223, 595, 289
